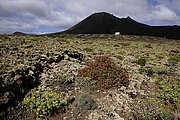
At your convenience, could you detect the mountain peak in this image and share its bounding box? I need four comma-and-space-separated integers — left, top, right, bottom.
92, 12, 112, 16
90, 12, 115, 19
64, 12, 143, 34
126, 16, 131, 19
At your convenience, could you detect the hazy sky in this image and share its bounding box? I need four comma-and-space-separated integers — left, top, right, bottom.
0, 0, 180, 34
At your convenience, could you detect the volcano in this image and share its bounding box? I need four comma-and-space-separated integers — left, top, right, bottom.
54, 12, 180, 39
65, 12, 149, 34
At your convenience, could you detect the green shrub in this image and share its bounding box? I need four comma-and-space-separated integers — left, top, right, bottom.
22, 90, 66, 117
140, 65, 168, 76
116, 55, 124, 60
83, 47, 93, 52
135, 57, 148, 66
140, 67, 154, 76
158, 79, 180, 107
168, 54, 180, 64
154, 52, 167, 59
78, 56, 129, 89
116, 50, 126, 55
153, 65, 168, 74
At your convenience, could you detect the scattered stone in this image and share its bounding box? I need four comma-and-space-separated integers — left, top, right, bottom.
126, 90, 138, 99
25, 45, 33, 48
63, 50, 84, 62
0, 35, 179, 120
170, 50, 179, 54
0, 92, 15, 108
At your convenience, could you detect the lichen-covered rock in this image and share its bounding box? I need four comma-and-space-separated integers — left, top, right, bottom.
74, 95, 96, 114
129, 98, 175, 120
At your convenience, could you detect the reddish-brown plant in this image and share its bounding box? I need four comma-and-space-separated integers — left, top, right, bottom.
78, 56, 129, 89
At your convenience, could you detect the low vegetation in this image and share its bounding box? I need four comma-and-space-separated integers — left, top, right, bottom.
135, 56, 148, 66
140, 65, 168, 76
78, 56, 129, 89
168, 54, 180, 64
22, 89, 66, 117
83, 47, 93, 52
0, 34, 180, 120
157, 78, 180, 108
131, 98, 174, 120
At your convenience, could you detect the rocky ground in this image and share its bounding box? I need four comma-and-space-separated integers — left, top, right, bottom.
0, 34, 180, 120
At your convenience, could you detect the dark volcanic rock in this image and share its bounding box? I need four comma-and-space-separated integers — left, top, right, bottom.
0, 63, 43, 111
0, 50, 84, 112
63, 50, 84, 62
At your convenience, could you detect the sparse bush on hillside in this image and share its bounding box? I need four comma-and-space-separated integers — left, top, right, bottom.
154, 51, 167, 59
140, 65, 168, 76
135, 57, 148, 66
116, 50, 126, 55
83, 47, 93, 52
116, 55, 124, 60
168, 54, 180, 64
140, 67, 154, 76
157, 78, 180, 108
78, 56, 129, 89
22, 89, 66, 117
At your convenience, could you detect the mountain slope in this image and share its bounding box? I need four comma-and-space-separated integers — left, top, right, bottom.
13, 32, 28, 36
59, 12, 180, 39
65, 12, 120, 34
64, 12, 150, 34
